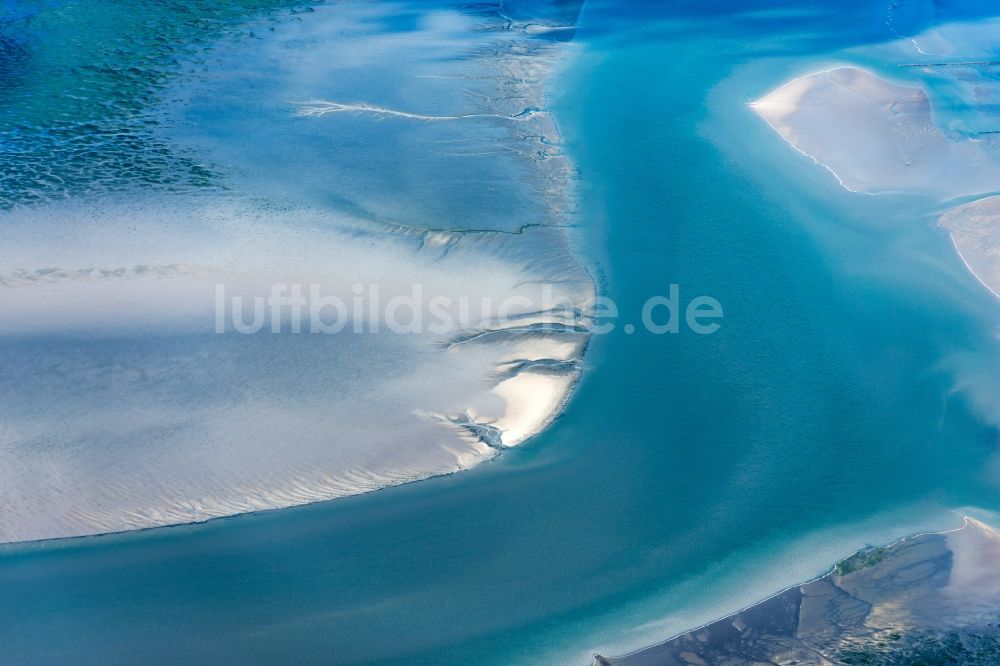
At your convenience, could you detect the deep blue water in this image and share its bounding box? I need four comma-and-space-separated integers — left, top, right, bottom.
3, 0, 1000, 663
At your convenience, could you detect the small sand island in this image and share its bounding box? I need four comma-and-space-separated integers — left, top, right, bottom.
596, 517, 1000, 665
750, 62, 1000, 294
751, 62, 1000, 301
941, 197, 1000, 299
750, 67, 1000, 198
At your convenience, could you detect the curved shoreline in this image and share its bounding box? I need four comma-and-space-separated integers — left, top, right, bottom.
0, 316, 596, 550
595, 516, 994, 665
0, 0, 595, 544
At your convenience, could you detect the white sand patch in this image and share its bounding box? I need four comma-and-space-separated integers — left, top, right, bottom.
751, 67, 1000, 197
945, 517, 1000, 600
939, 196, 1000, 300
937, 516, 1000, 625
490, 370, 578, 447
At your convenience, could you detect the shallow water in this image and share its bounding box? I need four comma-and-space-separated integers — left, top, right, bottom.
3, 0, 1000, 664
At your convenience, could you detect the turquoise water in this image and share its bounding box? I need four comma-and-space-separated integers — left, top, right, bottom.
4, 0, 1000, 663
